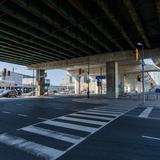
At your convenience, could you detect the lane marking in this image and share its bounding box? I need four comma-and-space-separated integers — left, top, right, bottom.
37, 117, 48, 120
2, 111, 11, 114
43, 120, 97, 133
70, 113, 113, 121
21, 126, 83, 144
98, 108, 128, 112
59, 116, 106, 125
88, 109, 122, 114
142, 135, 160, 141
139, 107, 153, 118
0, 105, 137, 160
79, 110, 117, 117
86, 109, 120, 116
17, 114, 28, 117
0, 133, 63, 160
100, 106, 130, 109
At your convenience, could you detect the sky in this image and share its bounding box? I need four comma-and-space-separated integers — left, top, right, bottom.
0, 61, 65, 85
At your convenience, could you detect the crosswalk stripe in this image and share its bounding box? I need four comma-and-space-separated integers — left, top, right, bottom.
96, 109, 125, 113
98, 108, 128, 112
70, 113, 113, 121
139, 107, 153, 118
59, 116, 106, 125
21, 126, 83, 144
100, 106, 130, 109
88, 109, 122, 113
0, 133, 63, 160
87, 109, 121, 115
79, 111, 117, 117
43, 120, 97, 133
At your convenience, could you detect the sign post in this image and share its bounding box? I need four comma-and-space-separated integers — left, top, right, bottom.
137, 43, 145, 105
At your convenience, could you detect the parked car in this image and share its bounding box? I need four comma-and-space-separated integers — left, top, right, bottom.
0, 89, 17, 98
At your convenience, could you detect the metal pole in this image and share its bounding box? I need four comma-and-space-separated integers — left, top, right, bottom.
32, 69, 34, 96
87, 57, 90, 98
141, 44, 145, 105
138, 43, 145, 105
100, 67, 103, 96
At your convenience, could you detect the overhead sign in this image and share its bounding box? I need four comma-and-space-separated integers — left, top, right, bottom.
96, 75, 106, 80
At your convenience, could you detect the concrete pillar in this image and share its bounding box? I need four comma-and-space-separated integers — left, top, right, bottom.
106, 61, 119, 98
130, 74, 136, 91
74, 76, 81, 94
36, 69, 45, 96
118, 73, 125, 95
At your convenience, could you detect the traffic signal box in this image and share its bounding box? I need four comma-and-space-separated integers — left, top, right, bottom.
137, 75, 141, 81
135, 48, 139, 62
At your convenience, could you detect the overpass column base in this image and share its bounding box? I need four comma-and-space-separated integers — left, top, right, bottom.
106, 61, 119, 98
36, 69, 45, 96
74, 76, 81, 95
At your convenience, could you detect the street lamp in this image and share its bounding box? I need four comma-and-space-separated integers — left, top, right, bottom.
137, 42, 145, 105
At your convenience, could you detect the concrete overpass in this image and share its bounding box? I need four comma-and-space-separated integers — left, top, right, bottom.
0, 0, 160, 96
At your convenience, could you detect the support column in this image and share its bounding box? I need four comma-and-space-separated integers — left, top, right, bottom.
36, 69, 45, 96
74, 76, 81, 95
106, 62, 119, 98
118, 73, 125, 95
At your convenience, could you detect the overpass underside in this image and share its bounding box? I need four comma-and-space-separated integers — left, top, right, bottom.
0, 0, 159, 66
0, 0, 160, 96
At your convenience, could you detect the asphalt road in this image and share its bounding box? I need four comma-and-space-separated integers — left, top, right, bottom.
0, 97, 160, 160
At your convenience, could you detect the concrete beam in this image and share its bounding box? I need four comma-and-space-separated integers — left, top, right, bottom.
68, 0, 123, 51
1, 4, 92, 55
123, 0, 151, 48
42, 0, 111, 52
96, 0, 135, 49
156, 0, 160, 25
28, 48, 160, 69
0, 41, 55, 62
0, 17, 76, 59
10, 0, 101, 53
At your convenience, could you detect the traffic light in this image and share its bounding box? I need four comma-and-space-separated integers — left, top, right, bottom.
7, 70, 11, 76
135, 48, 139, 62
137, 75, 141, 81
3, 68, 7, 77
78, 68, 82, 75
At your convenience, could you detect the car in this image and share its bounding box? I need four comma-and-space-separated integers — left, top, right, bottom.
0, 89, 17, 98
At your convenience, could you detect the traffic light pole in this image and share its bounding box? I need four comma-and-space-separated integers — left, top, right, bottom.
138, 43, 145, 105
141, 46, 145, 105
87, 57, 90, 99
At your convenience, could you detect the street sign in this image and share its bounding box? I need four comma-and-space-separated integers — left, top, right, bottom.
96, 75, 106, 80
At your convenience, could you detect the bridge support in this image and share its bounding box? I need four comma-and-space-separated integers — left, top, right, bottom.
36, 69, 45, 96
106, 61, 119, 98
74, 76, 81, 95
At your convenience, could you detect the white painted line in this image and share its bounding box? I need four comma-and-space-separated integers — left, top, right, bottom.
21, 126, 83, 144
100, 106, 130, 109
139, 107, 153, 118
70, 113, 113, 121
43, 120, 97, 133
86, 109, 120, 116
59, 116, 106, 125
0, 133, 63, 160
98, 108, 128, 112
37, 117, 48, 120
2, 111, 11, 114
79, 111, 117, 117
88, 109, 122, 114
142, 135, 160, 141
17, 114, 28, 117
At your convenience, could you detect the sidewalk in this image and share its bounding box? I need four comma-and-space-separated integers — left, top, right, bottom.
72, 96, 160, 108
